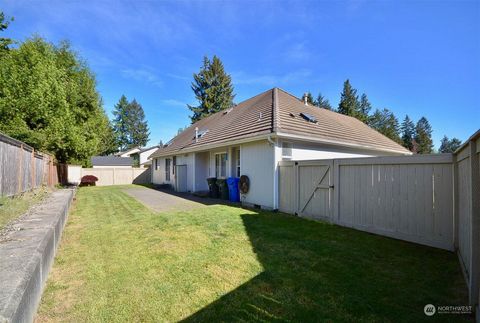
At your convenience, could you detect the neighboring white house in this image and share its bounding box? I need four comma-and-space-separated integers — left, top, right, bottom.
91, 156, 132, 168
116, 146, 160, 168
148, 88, 411, 209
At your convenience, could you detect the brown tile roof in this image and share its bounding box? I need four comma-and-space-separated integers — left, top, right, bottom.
150, 88, 410, 158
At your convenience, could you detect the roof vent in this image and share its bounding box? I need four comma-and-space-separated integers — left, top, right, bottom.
289, 112, 295, 118
303, 93, 308, 106
300, 112, 317, 123
258, 112, 263, 121
223, 108, 233, 115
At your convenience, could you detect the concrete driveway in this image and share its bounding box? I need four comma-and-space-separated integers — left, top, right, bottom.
122, 187, 227, 213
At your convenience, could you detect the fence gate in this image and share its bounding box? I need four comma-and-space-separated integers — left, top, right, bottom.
278, 160, 334, 221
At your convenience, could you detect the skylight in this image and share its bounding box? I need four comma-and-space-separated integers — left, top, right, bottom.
194, 129, 208, 139
300, 112, 317, 123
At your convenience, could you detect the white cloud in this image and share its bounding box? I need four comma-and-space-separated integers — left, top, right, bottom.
121, 68, 163, 88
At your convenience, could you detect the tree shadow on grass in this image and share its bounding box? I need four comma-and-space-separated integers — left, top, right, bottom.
181, 210, 470, 322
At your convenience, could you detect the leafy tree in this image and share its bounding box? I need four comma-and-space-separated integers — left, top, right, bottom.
0, 11, 14, 51
188, 55, 235, 123
113, 96, 149, 150
439, 135, 462, 153
315, 93, 332, 110
338, 79, 358, 116
301, 92, 315, 105
415, 117, 434, 154
358, 93, 371, 123
0, 37, 113, 166
369, 108, 401, 143
400, 115, 416, 151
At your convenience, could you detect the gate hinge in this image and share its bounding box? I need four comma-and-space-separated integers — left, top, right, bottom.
329, 185, 334, 189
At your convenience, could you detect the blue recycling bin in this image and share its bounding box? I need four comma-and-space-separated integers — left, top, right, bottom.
227, 177, 240, 202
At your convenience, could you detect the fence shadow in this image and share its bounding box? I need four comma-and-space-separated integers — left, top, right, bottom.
181, 210, 469, 322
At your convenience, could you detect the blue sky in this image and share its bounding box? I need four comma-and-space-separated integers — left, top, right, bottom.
3, 0, 479, 148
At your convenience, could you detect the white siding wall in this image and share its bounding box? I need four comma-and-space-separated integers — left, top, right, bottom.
240, 140, 275, 208
281, 140, 402, 161
194, 152, 209, 191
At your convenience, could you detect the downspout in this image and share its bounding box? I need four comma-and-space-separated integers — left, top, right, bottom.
268, 134, 279, 210
267, 135, 275, 146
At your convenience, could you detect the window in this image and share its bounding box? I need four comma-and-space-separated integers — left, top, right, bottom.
165, 159, 171, 181
235, 149, 241, 177
215, 153, 227, 178
155, 158, 158, 170
282, 142, 292, 159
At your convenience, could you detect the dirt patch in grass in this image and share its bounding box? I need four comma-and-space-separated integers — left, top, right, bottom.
0, 186, 52, 231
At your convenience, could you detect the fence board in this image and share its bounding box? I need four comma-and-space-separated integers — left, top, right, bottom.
0, 132, 58, 197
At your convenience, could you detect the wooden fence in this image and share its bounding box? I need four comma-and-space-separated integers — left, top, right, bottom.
0, 132, 60, 197
68, 166, 150, 186
278, 130, 480, 309
455, 130, 480, 313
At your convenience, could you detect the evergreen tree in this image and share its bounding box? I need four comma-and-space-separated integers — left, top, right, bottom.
188, 55, 235, 123
113, 95, 130, 150
315, 93, 332, 110
369, 108, 401, 143
358, 93, 371, 123
439, 136, 462, 153
400, 115, 416, 151
415, 117, 434, 154
127, 99, 149, 148
113, 96, 149, 150
158, 139, 164, 147
338, 79, 358, 116
301, 92, 315, 105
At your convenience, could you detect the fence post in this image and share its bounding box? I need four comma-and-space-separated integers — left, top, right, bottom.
31, 149, 35, 190
294, 161, 299, 215
469, 140, 480, 306
333, 160, 340, 223
17, 144, 23, 194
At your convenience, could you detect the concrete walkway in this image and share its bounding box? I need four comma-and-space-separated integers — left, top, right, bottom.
123, 187, 232, 213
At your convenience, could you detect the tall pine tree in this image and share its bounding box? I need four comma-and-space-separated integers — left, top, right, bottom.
369, 108, 401, 143
415, 117, 433, 154
113, 96, 149, 150
338, 79, 358, 116
188, 55, 235, 123
358, 93, 371, 123
315, 93, 332, 110
439, 136, 462, 153
400, 115, 416, 151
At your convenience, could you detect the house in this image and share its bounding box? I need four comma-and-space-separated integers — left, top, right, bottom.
115, 146, 160, 167
149, 88, 411, 209
91, 156, 133, 168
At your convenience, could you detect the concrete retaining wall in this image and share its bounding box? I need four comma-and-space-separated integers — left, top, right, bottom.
0, 189, 75, 323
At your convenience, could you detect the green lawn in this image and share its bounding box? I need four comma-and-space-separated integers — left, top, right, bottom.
0, 187, 50, 230
37, 185, 469, 322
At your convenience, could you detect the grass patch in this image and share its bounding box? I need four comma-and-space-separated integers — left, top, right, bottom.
37, 185, 470, 322
0, 187, 51, 229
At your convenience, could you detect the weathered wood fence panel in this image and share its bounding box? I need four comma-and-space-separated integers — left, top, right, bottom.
0, 132, 59, 197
